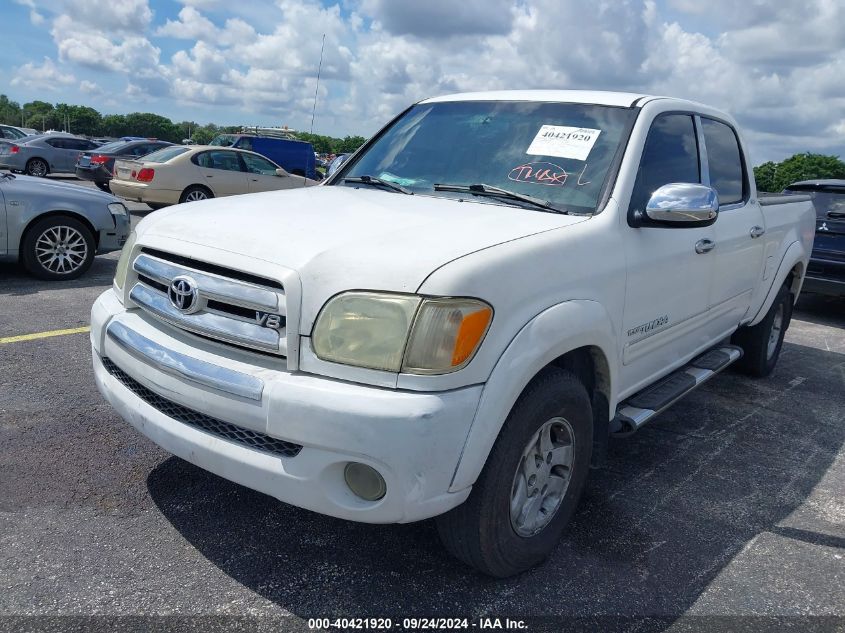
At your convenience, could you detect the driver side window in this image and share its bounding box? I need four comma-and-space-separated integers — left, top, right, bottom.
630, 114, 700, 213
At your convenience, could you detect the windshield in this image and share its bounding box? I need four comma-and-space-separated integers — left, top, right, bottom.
209, 134, 237, 147
336, 101, 636, 213
141, 146, 190, 163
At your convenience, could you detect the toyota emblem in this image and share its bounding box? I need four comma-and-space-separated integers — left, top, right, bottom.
168, 276, 199, 313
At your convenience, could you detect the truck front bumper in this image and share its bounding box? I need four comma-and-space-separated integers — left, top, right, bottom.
91, 289, 478, 524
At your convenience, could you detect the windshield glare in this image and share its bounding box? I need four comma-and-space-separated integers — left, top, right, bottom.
209, 134, 237, 147
95, 141, 129, 153
141, 146, 190, 163
338, 101, 635, 213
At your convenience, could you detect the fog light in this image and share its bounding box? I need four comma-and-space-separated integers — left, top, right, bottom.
344, 462, 386, 501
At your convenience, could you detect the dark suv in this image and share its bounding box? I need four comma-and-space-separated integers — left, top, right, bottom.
75, 139, 173, 192
784, 180, 845, 297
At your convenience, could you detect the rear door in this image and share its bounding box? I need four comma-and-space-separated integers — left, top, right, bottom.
700, 117, 765, 330
193, 150, 248, 196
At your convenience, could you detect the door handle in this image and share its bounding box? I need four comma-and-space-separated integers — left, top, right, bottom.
750, 225, 765, 238
695, 239, 715, 254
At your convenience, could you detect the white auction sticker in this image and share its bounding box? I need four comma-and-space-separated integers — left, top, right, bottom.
526, 125, 601, 161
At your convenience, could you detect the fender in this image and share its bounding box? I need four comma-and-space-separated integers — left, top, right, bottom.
449, 299, 617, 492
748, 240, 806, 326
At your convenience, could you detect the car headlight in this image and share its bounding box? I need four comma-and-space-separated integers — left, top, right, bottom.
312, 292, 492, 374
113, 231, 136, 292
108, 202, 128, 217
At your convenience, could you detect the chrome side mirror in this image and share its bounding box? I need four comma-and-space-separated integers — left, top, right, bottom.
644, 183, 719, 227
275, 168, 288, 177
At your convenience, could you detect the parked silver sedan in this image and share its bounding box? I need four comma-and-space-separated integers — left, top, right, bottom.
0, 134, 100, 177
0, 172, 130, 279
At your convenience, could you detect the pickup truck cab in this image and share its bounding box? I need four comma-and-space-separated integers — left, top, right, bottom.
91, 91, 814, 577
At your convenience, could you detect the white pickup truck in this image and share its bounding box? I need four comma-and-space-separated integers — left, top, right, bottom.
91, 90, 815, 577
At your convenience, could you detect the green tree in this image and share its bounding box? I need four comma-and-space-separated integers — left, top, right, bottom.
0, 95, 22, 126
336, 135, 366, 154
100, 114, 129, 137
754, 153, 845, 192
121, 112, 181, 142
23, 100, 56, 131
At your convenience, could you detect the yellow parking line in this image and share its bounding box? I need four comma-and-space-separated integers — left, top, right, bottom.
0, 326, 91, 344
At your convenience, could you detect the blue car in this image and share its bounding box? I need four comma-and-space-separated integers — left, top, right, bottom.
784, 179, 845, 297
209, 134, 317, 179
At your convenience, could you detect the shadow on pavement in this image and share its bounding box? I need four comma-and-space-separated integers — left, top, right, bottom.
0, 255, 117, 296
147, 340, 845, 622
794, 293, 845, 329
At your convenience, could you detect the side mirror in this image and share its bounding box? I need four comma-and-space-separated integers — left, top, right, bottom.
275, 168, 288, 177
641, 183, 719, 227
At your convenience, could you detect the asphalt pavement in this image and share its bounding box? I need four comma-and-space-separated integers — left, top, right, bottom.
1, 178, 843, 632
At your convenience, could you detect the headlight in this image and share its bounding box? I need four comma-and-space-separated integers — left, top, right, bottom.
312, 292, 492, 374
108, 202, 128, 217
113, 231, 136, 291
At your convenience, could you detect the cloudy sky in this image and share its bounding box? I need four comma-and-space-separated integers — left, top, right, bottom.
3, 0, 844, 164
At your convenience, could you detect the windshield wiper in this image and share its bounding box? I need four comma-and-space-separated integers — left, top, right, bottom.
344, 175, 413, 195
433, 183, 565, 214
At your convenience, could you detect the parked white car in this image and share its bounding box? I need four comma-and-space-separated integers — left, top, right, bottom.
91, 90, 814, 577
109, 145, 316, 209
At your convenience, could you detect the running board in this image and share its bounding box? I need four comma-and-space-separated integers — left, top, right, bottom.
611, 345, 743, 437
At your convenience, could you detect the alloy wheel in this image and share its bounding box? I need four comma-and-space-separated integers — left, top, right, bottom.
34, 225, 88, 274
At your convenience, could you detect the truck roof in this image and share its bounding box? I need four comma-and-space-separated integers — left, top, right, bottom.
420, 90, 655, 108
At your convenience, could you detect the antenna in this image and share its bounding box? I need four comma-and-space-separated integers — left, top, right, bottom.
310, 33, 325, 135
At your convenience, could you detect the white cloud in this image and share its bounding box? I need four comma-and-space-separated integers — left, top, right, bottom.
79, 80, 104, 96
156, 6, 216, 40
63, 0, 153, 33
11, 57, 75, 89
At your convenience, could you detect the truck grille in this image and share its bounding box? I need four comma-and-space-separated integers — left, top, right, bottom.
102, 357, 302, 459
129, 249, 288, 358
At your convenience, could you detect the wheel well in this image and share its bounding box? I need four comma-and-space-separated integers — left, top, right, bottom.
26, 156, 49, 173
19, 211, 99, 257
548, 346, 612, 468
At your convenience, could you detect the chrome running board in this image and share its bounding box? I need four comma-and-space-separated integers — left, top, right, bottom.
611, 345, 743, 437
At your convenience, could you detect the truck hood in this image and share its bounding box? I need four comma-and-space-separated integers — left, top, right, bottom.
139, 186, 588, 324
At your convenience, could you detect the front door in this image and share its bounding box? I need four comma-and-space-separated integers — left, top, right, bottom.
620, 113, 716, 394
242, 152, 293, 193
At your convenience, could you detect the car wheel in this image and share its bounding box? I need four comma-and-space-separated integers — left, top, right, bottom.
179, 185, 213, 203
95, 181, 111, 193
25, 158, 49, 177
732, 283, 793, 377
435, 367, 593, 577
22, 215, 96, 280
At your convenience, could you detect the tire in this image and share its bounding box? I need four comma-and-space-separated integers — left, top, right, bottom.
95, 181, 111, 193
25, 158, 49, 177
22, 215, 96, 280
146, 203, 168, 210
436, 367, 593, 577
732, 283, 793, 377
179, 185, 213, 204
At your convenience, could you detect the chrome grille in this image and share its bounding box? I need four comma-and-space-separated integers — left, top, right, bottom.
102, 357, 302, 458
130, 251, 287, 357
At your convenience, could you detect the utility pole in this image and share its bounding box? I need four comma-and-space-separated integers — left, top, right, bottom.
310, 33, 325, 135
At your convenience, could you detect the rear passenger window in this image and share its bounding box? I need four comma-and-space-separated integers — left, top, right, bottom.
46, 138, 66, 148
701, 118, 745, 205
630, 114, 700, 213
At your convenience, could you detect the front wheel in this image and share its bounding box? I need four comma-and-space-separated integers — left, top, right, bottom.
732, 283, 793, 377
436, 368, 593, 577
22, 215, 95, 280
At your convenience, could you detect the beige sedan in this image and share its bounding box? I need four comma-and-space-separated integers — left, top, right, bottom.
109, 145, 317, 208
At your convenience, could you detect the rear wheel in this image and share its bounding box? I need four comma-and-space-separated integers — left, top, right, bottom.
732, 283, 793, 377
436, 368, 592, 577
179, 185, 212, 203
22, 215, 95, 280
25, 158, 49, 177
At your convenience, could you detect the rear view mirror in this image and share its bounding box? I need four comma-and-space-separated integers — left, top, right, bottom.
643, 183, 719, 227
275, 168, 288, 177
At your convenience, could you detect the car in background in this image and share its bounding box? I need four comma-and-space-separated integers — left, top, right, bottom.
109, 145, 317, 208
0, 172, 130, 279
0, 124, 33, 141
784, 179, 845, 297
0, 134, 100, 176
75, 139, 173, 192
209, 133, 317, 180
326, 153, 349, 178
